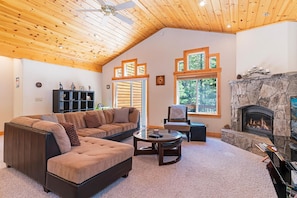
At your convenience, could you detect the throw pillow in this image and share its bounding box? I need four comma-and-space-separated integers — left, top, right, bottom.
113, 108, 129, 123
41, 114, 58, 123
60, 122, 80, 146
84, 114, 101, 128
121, 107, 136, 113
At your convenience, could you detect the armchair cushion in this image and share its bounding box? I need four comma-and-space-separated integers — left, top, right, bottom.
164, 122, 190, 131
169, 105, 187, 121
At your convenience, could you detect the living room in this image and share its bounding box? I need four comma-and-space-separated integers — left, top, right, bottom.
0, 1, 297, 197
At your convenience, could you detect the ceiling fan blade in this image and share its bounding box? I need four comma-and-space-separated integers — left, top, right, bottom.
114, 1, 135, 11
77, 9, 103, 12
97, 0, 106, 6
114, 13, 133, 25
101, 15, 109, 26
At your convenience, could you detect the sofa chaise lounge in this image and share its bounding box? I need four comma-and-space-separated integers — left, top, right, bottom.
4, 108, 140, 198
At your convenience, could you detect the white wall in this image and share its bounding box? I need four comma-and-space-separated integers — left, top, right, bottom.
236, 22, 297, 75
0, 56, 14, 131
102, 28, 236, 133
0, 58, 102, 131
21, 59, 102, 115
13, 59, 23, 117
288, 23, 297, 71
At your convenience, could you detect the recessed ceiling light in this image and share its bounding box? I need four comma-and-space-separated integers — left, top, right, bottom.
263, 12, 270, 17
227, 24, 231, 28
199, 0, 206, 7
58, 45, 63, 49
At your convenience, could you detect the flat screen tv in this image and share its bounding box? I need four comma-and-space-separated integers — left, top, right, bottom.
291, 97, 297, 141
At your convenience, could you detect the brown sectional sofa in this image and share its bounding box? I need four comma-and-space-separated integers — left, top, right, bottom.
4, 108, 140, 198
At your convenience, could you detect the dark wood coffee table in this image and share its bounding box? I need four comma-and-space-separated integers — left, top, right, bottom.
133, 129, 183, 165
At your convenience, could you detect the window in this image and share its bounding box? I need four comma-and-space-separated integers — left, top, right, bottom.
174, 47, 221, 117
123, 61, 135, 76
112, 59, 149, 127
177, 77, 217, 114
175, 58, 184, 72
113, 59, 148, 79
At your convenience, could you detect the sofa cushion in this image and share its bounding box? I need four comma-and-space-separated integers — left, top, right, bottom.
113, 122, 138, 132
98, 124, 123, 137
47, 137, 134, 184
64, 112, 87, 129
55, 113, 66, 123
113, 108, 129, 123
10, 116, 40, 127
76, 128, 107, 138
32, 121, 71, 153
103, 109, 114, 124
122, 107, 135, 113
41, 114, 58, 123
87, 110, 106, 125
60, 122, 80, 146
129, 108, 140, 124
84, 114, 101, 128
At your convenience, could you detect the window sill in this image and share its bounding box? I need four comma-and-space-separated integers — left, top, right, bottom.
188, 112, 221, 118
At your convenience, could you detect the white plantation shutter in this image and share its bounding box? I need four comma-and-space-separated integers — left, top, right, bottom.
114, 80, 146, 127
116, 82, 131, 107
131, 81, 142, 110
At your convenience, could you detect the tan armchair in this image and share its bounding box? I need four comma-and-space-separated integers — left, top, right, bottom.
164, 105, 191, 142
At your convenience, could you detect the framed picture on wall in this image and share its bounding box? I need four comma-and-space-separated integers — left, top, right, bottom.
156, 75, 165, 86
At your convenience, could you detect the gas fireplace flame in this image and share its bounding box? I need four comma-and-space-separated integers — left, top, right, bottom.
247, 117, 271, 131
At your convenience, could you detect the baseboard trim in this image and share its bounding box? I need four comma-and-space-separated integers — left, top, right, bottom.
207, 131, 221, 138
0, 131, 4, 136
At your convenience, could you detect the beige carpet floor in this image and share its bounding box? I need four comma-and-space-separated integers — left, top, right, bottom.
0, 135, 277, 198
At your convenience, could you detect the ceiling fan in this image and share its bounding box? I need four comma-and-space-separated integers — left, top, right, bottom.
79, 0, 135, 25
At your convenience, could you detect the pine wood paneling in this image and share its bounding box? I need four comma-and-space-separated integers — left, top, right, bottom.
0, 0, 296, 72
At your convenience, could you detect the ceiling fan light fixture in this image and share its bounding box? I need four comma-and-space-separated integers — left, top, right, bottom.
102, 5, 115, 15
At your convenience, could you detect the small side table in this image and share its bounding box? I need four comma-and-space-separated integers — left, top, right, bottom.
190, 122, 206, 141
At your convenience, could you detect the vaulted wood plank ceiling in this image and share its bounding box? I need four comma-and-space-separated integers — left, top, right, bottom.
0, 0, 296, 72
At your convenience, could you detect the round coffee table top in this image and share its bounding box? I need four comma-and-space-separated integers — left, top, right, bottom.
133, 129, 182, 143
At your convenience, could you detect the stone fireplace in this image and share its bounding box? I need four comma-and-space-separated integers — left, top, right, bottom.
222, 72, 297, 156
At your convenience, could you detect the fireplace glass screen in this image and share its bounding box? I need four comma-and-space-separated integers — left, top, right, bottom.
242, 105, 273, 136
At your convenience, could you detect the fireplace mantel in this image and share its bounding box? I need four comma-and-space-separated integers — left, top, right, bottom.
229, 72, 297, 136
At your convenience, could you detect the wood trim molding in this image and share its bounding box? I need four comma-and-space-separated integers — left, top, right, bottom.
206, 131, 221, 138
0, 131, 4, 136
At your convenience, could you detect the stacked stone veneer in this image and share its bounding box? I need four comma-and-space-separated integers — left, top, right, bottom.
222, 72, 297, 155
